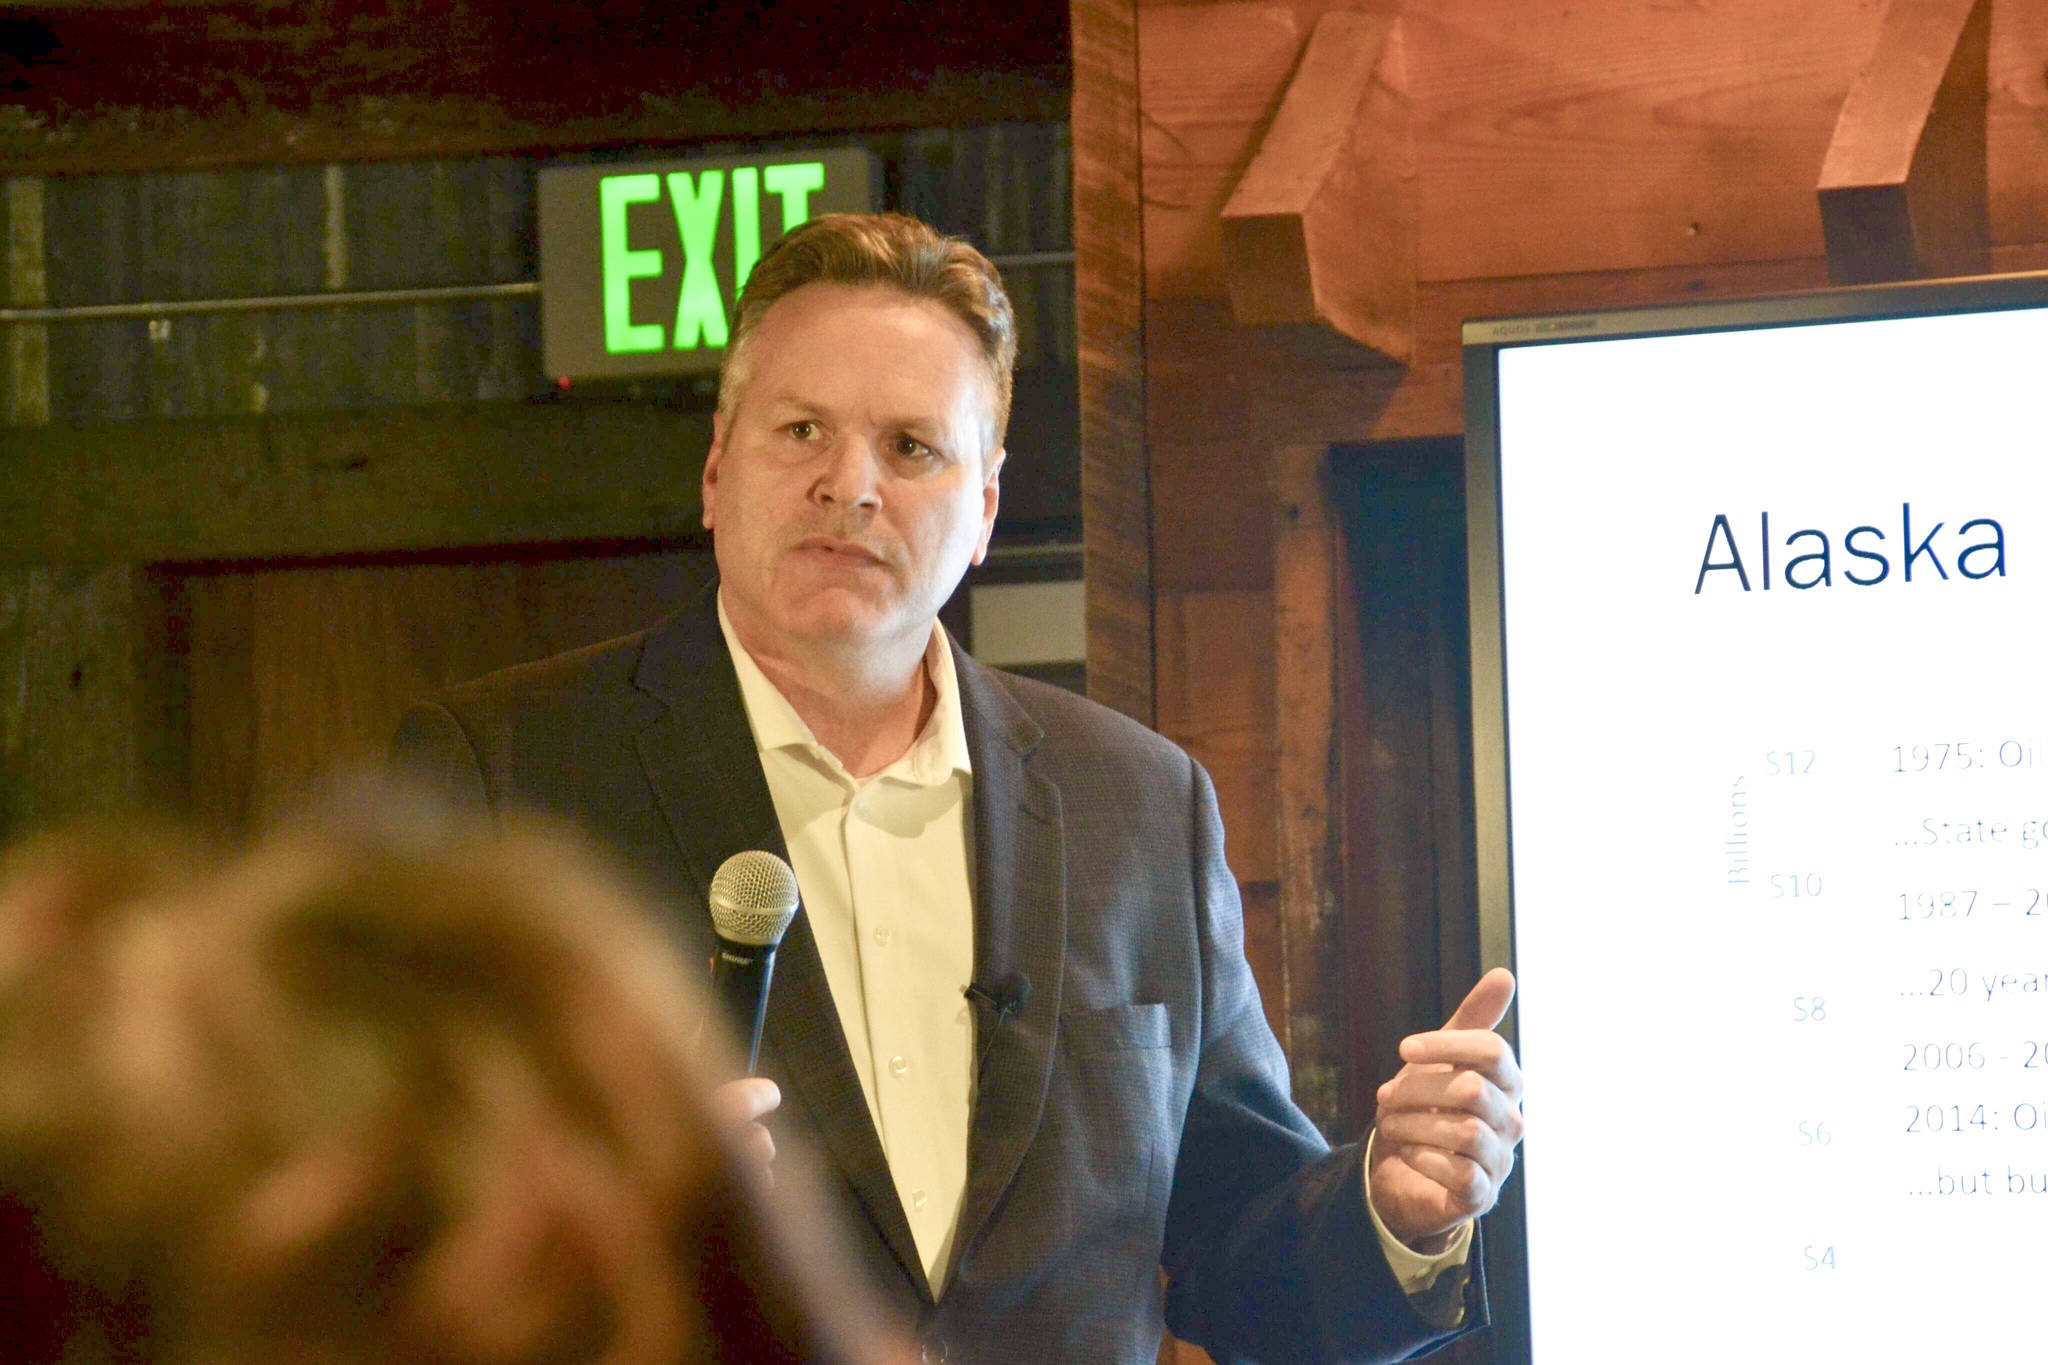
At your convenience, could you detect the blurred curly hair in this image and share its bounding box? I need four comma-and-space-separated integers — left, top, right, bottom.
0, 797, 893, 1365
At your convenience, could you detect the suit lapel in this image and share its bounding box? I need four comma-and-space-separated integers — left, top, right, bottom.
631, 592, 783, 902
632, 589, 928, 1297
948, 646, 1066, 1279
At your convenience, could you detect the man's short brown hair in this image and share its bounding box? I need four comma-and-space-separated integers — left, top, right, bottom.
718, 212, 1018, 446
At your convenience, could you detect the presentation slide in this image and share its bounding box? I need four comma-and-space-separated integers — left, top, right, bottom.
1494, 303, 2048, 1359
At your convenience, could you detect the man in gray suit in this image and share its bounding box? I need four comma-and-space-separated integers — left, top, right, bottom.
394, 213, 1523, 1364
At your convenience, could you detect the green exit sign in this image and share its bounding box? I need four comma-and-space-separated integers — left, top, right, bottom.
540, 148, 879, 381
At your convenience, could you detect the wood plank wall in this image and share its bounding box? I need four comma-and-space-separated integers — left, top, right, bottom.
0, 1, 1071, 176
176, 548, 710, 831
1077, 3, 2048, 1357
0, 2, 1078, 837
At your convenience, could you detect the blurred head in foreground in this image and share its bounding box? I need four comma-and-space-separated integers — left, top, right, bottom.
0, 797, 902, 1365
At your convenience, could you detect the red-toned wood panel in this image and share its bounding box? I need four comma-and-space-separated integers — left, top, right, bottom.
181, 548, 709, 830
1406, 0, 1889, 279
1155, 589, 1278, 885
1137, 0, 2048, 294
1137, 0, 1868, 293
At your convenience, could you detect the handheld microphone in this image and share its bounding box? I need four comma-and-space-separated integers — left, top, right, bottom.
963, 971, 1033, 1072
708, 851, 801, 1072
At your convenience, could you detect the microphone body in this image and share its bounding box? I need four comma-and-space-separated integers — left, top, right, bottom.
964, 971, 1033, 1072
711, 936, 780, 1072
708, 851, 802, 1072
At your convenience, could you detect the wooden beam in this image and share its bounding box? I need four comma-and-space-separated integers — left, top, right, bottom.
1154, 589, 1277, 886
0, 76, 1072, 178
2, 174, 52, 842
1073, 0, 1154, 726
1270, 443, 1347, 1134
1137, 2, 1303, 299
4, 179, 48, 428
1144, 255, 1838, 486
1818, 0, 1991, 284
1147, 241, 2048, 475
0, 405, 711, 566
0, 2, 1068, 175
1220, 14, 1414, 363
0, 570, 26, 841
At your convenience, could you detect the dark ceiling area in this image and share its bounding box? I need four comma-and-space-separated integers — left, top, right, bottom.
1, 1, 1072, 171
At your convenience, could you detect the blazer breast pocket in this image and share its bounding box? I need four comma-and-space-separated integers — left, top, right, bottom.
1056, 1002, 1174, 1211
1061, 1000, 1169, 1057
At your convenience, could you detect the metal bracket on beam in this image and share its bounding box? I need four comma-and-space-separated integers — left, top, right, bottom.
1817, 0, 1991, 285
1219, 13, 1414, 364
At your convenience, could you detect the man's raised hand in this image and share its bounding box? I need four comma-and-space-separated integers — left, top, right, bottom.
1367, 967, 1525, 1251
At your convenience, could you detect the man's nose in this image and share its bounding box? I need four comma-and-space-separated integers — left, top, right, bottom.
811, 435, 882, 508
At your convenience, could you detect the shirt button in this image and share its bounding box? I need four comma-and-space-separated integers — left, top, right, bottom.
911, 1188, 928, 1210
872, 925, 893, 947
889, 1054, 909, 1077
854, 798, 873, 819
920, 1338, 949, 1364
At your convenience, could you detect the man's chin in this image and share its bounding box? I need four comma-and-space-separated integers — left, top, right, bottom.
777, 597, 921, 650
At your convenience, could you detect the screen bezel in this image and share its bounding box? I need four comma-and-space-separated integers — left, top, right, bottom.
1460, 268, 2048, 1364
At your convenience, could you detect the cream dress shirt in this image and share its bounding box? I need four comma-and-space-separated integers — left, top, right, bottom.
720, 597, 979, 1283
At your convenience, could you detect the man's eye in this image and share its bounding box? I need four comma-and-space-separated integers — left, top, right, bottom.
787, 420, 819, 440
893, 436, 934, 460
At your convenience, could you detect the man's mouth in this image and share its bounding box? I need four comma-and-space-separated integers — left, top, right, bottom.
793, 536, 889, 566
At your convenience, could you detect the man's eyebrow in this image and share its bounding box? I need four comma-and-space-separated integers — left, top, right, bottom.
758, 395, 828, 419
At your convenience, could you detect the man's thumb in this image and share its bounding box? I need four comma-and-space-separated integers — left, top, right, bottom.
1442, 966, 1516, 1031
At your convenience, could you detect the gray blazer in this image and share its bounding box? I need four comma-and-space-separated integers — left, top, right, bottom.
392, 587, 1471, 1364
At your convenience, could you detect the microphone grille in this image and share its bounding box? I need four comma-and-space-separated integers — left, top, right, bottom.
708, 850, 801, 946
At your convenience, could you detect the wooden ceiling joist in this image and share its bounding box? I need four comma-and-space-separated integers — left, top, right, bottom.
1218, 12, 1413, 364
0, 1, 1070, 174
0, 404, 711, 566
1817, 0, 1992, 285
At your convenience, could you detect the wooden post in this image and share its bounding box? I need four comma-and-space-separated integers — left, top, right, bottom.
3, 177, 49, 839
3, 178, 187, 836
1271, 443, 1347, 1134
0, 406, 714, 566
4, 178, 48, 428
0, 570, 24, 841
1333, 450, 1485, 1141
1075, 0, 1155, 726
1220, 14, 1414, 363
1817, 0, 1991, 284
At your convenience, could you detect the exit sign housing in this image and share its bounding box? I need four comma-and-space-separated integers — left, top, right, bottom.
540, 148, 880, 381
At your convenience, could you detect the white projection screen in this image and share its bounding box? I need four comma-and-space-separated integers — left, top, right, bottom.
1463, 272, 2048, 1364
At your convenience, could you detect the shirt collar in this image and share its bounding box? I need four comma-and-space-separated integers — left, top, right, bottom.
716, 589, 972, 787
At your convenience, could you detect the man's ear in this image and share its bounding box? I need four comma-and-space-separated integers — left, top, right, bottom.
972, 447, 1005, 565
702, 412, 727, 531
